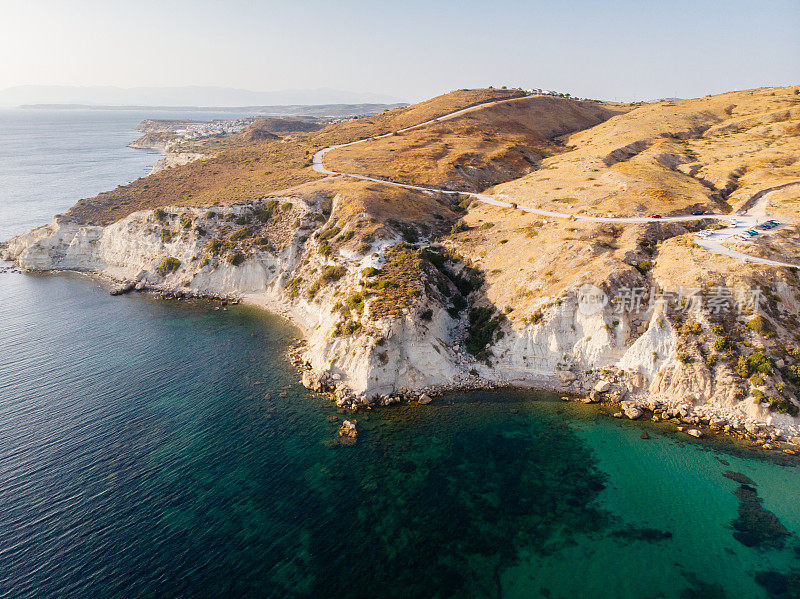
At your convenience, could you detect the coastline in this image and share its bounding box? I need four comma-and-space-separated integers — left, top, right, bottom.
4, 91, 800, 451
6, 238, 800, 454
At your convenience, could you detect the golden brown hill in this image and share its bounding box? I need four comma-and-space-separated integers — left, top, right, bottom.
64, 88, 531, 225
441, 85, 800, 337
492, 86, 800, 218
324, 95, 627, 191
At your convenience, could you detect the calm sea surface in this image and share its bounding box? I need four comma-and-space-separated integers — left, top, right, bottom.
1, 110, 800, 598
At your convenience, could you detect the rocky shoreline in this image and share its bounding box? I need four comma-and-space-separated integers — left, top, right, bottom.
4, 203, 800, 452
8, 255, 800, 454
285, 333, 800, 454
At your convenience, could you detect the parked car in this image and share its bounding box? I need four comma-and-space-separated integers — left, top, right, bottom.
649, 214, 662, 219
691, 210, 704, 215
745, 229, 759, 236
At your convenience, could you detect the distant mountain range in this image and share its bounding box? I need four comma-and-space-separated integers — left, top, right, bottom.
0, 85, 405, 107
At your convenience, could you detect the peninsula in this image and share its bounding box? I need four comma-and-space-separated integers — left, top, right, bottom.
5, 85, 800, 449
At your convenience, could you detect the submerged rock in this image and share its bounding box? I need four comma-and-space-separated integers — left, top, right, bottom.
109, 281, 135, 296
337, 419, 358, 445
339, 419, 357, 438
731, 484, 789, 549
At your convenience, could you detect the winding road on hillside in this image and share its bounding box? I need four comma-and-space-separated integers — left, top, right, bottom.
312, 98, 800, 268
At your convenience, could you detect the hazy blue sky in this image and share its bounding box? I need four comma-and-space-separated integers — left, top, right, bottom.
2, 0, 798, 101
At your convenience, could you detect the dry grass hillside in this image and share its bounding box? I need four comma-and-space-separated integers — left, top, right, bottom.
491, 86, 800, 218
64, 88, 530, 225
324, 95, 627, 191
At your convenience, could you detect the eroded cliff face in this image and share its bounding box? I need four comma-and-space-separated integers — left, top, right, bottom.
2, 202, 466, 407
4, 203, 799, 439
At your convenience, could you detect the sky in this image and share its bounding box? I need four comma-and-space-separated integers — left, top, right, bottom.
1, 0, 798, 102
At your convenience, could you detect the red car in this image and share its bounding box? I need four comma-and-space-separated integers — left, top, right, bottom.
649, 214, 662, 219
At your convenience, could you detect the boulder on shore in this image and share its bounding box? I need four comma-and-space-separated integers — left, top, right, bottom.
687, 429, 703, 438
624, 406, 643, 420
621, 401, 643, 420
418, 393, 433, 405
594, 380, 612, 393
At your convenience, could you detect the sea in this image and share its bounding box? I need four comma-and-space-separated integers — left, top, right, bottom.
0, 108, 799, 599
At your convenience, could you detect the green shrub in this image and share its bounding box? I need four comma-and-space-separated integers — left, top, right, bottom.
286, 276, 303, 298
735, 351, 773, 377
367, 280, 399, 290
153, 208, 167, 221
205, 238, 222, 255
420, 248, 446, 270
235, 216, 248, 226
634, 261, 652, 275
344, 293, 365, 314
455, 195, 472, 212
768, 396, 799, 417
334, 320, 362, 336
321, 265, 346, 283
713, 336, 732, 352
362, 267, 381, 277
677, 352, 692, 365
466, 307, 501, 358
319, 226, 341, 241
786, 364, 800, 385
281, 202, 293, 212
180, 214, 192, 229
451, 294, 467, 312
160, 230, 173, 243
746, 315, 775, 338
398, 223, 419, 243
705, 354, 718, 368
420, 308, 433, 321
229, 227, 252, 242
451, 221, 468, 234
227, 252, 245, 266
156, 257, 181, 276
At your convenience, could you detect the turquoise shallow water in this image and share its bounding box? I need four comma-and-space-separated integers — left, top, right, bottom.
1, 271, 800, 598
2, 109, 800, 598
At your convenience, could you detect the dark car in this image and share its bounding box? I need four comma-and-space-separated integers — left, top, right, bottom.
649, 214, 662, 219
691, 210, 704, 215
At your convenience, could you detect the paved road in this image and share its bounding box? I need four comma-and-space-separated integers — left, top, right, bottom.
692, 184, 800, 267
312, 100, 800, 268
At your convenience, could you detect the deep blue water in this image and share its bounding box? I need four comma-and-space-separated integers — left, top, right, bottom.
0, 108, 249, 240
1, 110, 800, 599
